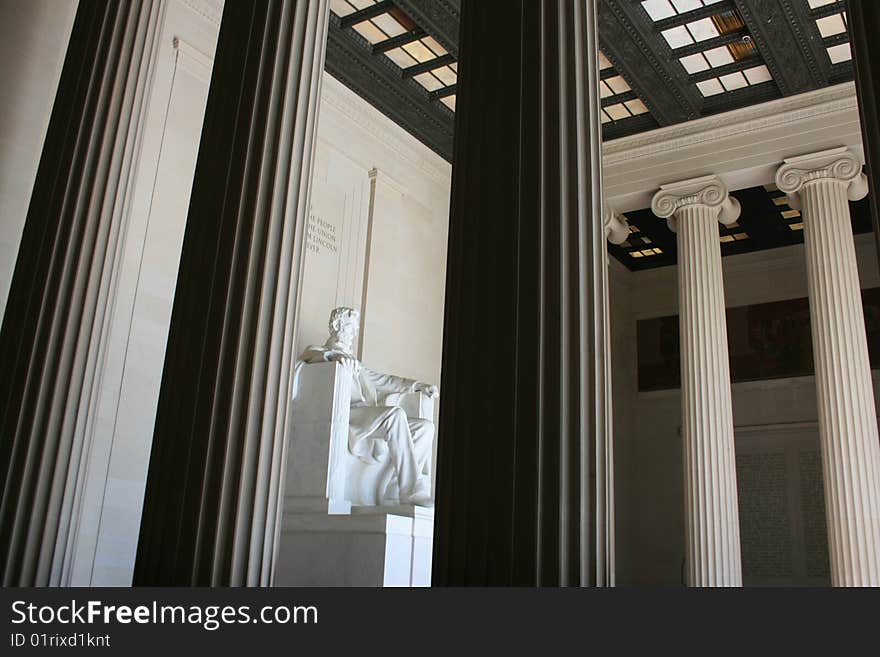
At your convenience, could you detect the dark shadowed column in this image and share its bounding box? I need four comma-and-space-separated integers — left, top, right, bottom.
134, 0, 329, 586
0, 0, 162, 587
847, 0, 880, 270
432, 0, 612, 586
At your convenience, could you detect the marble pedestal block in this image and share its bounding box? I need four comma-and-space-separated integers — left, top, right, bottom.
275, 506, 434, 586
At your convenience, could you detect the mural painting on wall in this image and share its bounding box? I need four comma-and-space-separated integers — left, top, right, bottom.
637, 288, 880, 391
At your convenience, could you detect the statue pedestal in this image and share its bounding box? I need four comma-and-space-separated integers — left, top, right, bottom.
275, 505, 434, 586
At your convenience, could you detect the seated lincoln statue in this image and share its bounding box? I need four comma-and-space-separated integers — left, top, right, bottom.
297, 307, 438, 506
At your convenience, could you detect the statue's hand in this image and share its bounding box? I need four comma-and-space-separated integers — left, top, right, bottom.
327, 351, 361, 375
414, 382, 439, 398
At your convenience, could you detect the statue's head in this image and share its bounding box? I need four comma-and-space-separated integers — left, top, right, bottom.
328, 306, 359, 349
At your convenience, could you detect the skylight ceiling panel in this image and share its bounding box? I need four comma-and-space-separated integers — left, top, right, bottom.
687, 17, 720, 42
433, 65, 457, 87
662, 25, 694, 49
625, 99, 650, 115
696, 78, 724, 96
808, 5, 852, 66
743, 65, 771, 84
385, 47, 418, 68
329, 0, 356, 17
672, 0, 702, 12
372, 13, 406, 38
642, 0, 676, 21
816, 13, 846, 37
606, 103, 631, 120
680, 53, 710, 73
704, 45, 734, 67
827, 42, 852, 64
422, 36, 447, 56
402, 40, 436, 63
719, 71, 748, 90
413, 71, 443, 92
606, 75, 631, 95
353, 21, 387, 44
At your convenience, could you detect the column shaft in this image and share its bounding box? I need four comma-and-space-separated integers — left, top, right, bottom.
676, 205, 742, 587
800, 179, 880, 586
134, 0, 330, 586
432, 0, 611, 586
0, 0, 162, 587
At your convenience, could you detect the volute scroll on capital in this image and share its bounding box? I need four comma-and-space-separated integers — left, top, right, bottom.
650, 175, 741, 232
603, 206, 629, 245
775, 147, 869, 205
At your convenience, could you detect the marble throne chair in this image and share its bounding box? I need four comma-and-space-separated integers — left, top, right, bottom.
284, 360, 434, 511
276, 361, 434, 586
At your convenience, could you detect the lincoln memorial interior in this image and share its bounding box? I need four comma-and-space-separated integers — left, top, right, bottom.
2, 0, 880, 587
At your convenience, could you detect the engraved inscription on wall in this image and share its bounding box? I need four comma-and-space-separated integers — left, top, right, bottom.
737, 451, 793, 577
735, 432, 832, 586
799, 450, 831, 579
307, 214, 339, 255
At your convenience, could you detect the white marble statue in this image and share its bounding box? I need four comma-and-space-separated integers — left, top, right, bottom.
298, 307, 438, 506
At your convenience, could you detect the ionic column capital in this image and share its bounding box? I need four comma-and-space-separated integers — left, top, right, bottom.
775, 147, 868, 208
650, 175, 740, 233
603, 206, 629, 245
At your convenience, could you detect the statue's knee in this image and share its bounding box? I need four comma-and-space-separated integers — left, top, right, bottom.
409, 418, 434, 441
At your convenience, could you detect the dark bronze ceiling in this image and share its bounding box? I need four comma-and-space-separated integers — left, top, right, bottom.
323, 0, 857, 271
324, 0, 853, 163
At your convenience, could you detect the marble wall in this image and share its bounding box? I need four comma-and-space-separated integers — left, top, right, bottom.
0, 0, 78, 319
68, 0, 221, 585
299, 74, 451, 390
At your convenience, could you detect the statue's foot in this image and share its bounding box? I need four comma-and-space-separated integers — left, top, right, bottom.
405, 493, 434, 507
404, 480, 433, 507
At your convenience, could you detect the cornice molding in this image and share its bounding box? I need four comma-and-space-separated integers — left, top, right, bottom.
604, 83, 858, 165
319, 74, 450, 186
177, 0, 222, 26
172, 36, 213, 83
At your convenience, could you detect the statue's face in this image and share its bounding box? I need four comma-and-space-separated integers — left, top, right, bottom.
334, 317, 358, 347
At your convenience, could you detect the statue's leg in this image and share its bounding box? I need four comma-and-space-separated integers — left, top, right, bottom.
407, 418, 434, 477
378, 407, 427, 500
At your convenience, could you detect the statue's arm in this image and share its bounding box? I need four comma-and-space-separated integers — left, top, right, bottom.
299, 346, 332, 364
361, 367, 416, 394
362, 367, 439, 398
299, 346, 353, 364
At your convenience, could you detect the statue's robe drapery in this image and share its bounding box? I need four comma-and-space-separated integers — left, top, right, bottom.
296, 345, 425, 465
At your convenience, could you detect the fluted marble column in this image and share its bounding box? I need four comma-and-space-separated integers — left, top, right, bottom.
0, 0, 162, 587
776, 147, 880, 586
134, 0, 330, 586
434, 0, 611, 586
652, 176, 743, 587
